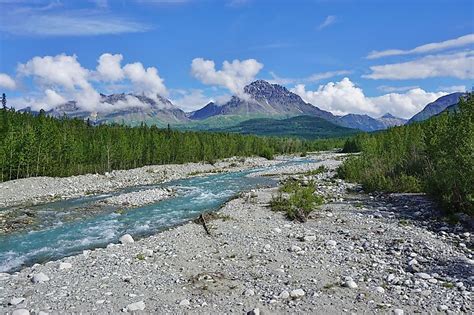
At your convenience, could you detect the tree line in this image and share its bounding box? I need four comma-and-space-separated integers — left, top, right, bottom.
0, 101, 344, 182
338, 93, 473, 215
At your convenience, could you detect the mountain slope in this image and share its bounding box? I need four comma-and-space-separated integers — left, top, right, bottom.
189, 80, 337, 123
337, 113, 406, 132
408, 92, 465, 124
25, 93, 189, 126
213, 115, 359, 140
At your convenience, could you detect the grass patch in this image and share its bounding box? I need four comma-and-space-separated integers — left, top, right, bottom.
305, 165, 328, 176
270, 179, 324, 222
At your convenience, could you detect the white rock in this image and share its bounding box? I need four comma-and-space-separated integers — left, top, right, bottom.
10, 297, 25, 305
144, 249, 153, 257
273, 228, 282, 233
303, 235, 316, 242
179, 299, 190, 306
248, 308, 260, 315
290, 245, 302, 252
59, 262, 72, 270
31, 272, 49, 283
119, 234, 134, 244
12, 310, 29, 315
278, 290, 290, 299
126, 301, 145, 311
344, 280, 358, 289
438, 305, 448, 311
290, 289, 305, 299
264, 244, 271, 250
375, 286, 385, 293
243, 289, 255, 296
393, 309, 404, 315
326, 240, 337, 247
415, 272, 431, 280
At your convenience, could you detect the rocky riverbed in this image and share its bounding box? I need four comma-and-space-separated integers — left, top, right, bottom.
0, 152, 472, 314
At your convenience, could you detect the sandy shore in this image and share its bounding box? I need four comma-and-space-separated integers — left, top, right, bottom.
0, 152, 472, 314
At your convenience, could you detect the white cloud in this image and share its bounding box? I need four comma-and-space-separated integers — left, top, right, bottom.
269, 70, 351, 85
291, 77, 447, 119
191, 58, 263, 95
96, 53, 125, 81
318, 15, 336, 30
18, 54, 91, 90
123, 62, 167, 97
171, 89, 212, 112
15, 53, 169, 112
367, 33, 474, 59
0, 73, 16, 90
0, 8, 150, 36
364, 51, 474, 80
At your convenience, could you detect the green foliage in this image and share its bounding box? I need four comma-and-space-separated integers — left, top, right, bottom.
271, 180, 324, 221
0, 109, 342, 182
339, 93, 474, 215
305, 165, 328, 176
213, 115, 360, 140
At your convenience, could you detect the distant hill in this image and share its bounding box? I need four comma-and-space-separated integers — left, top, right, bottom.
21, 93, 189, 127
408, 92, 466, 124
337, 113, 406, 132
212, 115, 359, 140
189, 80, 337, 123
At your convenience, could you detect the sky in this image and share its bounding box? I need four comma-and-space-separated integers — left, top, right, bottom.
0, 0, 473, 119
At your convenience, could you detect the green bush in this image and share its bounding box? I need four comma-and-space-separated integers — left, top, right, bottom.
338, 93, 474, 215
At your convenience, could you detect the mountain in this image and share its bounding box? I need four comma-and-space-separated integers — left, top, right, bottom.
189, 80, 337, 123
213, 115, 359, 140
408, 92, 466, 124
24, 93, 189, 126
337, 113, 406, 132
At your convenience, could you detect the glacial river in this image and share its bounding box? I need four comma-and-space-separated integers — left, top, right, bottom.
0, 158, 312, 273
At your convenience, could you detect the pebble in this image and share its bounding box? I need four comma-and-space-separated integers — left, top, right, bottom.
326, 240, 337, 247
278, 290, 290, 299
243, 289, 255, 297
12, 310, 30, 315
290, 245, 302, 252
375, 286, 385, 293
179, 299, 190, 306
303, 235, 316, 242
415, 272, 431, 280
59, 262, 72, 270
393, 309, 404, 315
31, 272, 49, 283
247, 308, 260, 315
290, 289, 305, 299
119, 234, 134, 244
126, 301, 145, 311
344, 280, 358, 289
10, 297, 25, 306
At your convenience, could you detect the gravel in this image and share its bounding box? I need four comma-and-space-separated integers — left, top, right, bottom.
0, 152, 472, 314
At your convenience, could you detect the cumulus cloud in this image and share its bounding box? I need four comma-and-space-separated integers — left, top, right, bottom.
438, 85, 467, 93
123, 62, 167, 97
367, 33, 474, 59
96, 53, 124, 81
14, 53, 169, 112
291, 77, 447, 119
171, 89, 212, 112
191, 58, 263, 95
364, 51, 474, 80
18, 54, 90, 90
0, 73, 16, 90
318, 15, 336, 30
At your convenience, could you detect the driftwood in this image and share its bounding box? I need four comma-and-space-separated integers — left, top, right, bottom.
195, 213, 211, 236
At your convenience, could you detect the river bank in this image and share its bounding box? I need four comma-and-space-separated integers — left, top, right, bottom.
0, 152, 472, 314
0, 155, 283, 208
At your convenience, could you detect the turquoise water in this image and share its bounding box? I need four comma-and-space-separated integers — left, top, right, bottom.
0, 159, 311, 273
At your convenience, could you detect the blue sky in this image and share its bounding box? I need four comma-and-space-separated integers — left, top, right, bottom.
0, 0, 473, 118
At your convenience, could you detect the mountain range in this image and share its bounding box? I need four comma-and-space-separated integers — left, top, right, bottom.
19, 80, 467, 138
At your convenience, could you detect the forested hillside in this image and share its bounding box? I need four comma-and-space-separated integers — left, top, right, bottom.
0, 108, 343, 182
339, 94, 473, 215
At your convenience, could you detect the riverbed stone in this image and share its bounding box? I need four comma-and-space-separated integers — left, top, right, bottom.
119, 234, 134, 244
